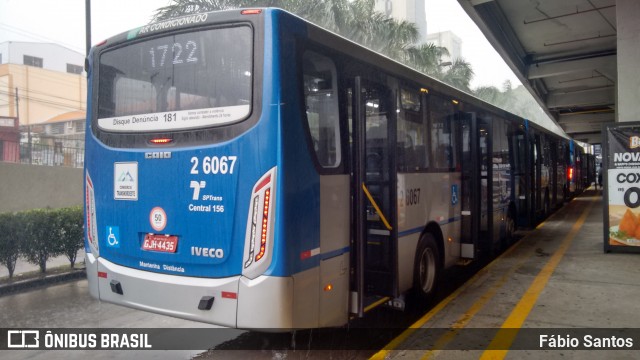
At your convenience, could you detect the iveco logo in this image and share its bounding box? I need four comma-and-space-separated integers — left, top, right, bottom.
145, 152, 172, 159
191, 246, 224, 258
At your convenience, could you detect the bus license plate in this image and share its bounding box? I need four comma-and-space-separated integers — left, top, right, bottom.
142, 234, 178, 253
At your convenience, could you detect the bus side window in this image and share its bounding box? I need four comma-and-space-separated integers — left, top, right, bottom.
302, 51, 341, 169
429, 95, 456, 170
397, 88, 428, 171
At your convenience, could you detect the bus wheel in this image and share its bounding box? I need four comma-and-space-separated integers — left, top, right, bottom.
413, 233, 440, 300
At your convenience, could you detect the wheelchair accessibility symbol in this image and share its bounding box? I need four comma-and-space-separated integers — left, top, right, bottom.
106, 226, 120, 248
451, 185, 459, 206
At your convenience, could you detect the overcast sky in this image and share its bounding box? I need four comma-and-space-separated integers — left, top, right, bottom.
0, 0, 520, 89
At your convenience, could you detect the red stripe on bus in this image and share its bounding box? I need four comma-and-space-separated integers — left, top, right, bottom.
254, 175, 271, 193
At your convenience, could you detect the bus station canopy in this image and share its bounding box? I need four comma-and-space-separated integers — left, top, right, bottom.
459, 0, 617, 144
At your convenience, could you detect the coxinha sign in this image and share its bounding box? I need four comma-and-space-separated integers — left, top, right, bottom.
603, 122, 640, 253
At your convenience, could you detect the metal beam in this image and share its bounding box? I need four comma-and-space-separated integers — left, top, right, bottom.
547, 87, 615, 108
523, 5, 616, 25
562, 131, 602, 144
558, 112, 614, 125
469, 0, 495, 6
527, 55, 616, 80
561, 119, 612, 133
457, 0, 562, 125
543, 33, 616, 47
458, 0, 528, 74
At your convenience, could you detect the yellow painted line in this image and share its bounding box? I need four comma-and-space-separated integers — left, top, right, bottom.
369, 231, 526, 360
350, 297, 391, 320
421, 237, 535, 359
418, 201, 571, 358
370, 195, 585, 359
479, 196, 595, 359
368, 283, 468, 360
365, 297, 391, 313
362, 183, 392, 231
421, 271, 513, 359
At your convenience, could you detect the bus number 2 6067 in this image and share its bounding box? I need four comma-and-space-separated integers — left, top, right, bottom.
190, 156, 237, 175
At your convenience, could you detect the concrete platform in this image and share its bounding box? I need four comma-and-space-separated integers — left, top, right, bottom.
372, 189, 640, 359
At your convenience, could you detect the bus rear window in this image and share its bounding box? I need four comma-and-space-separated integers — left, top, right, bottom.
97, 25, 252, 132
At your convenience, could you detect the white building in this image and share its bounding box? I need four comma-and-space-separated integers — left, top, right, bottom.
0, 41, 84, 74
0, 42, 86, 125
375, 0, 428, 44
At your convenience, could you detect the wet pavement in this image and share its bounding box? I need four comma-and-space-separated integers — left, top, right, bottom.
372, 189, 640, 359
0, 257, 475, 359
0, 279, 233, 359
4, 191, 625, 359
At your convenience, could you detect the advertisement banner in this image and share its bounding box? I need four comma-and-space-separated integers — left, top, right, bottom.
604, 122, 640, 253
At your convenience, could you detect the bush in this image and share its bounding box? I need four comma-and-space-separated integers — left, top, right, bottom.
0, 212, 23, 278
21, 209, 62, 273
57, 206, 84, 269
0, 206, 85, 278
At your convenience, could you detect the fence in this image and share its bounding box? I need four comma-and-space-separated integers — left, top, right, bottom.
0, 140, 84, 168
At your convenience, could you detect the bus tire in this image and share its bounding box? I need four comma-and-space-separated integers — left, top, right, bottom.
413, 233, 441, 301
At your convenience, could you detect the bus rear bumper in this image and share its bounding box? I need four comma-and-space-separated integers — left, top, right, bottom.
89, 255, 240, 328
86, 255, 297, 329
237, 275, 294, 329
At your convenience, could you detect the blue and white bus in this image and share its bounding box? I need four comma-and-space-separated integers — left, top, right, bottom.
567, 140, 596, 197
84, 8, 569, 329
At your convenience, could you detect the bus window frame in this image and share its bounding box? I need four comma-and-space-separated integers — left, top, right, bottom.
427, 91, 459, 172
397, 85, 429, 172
296, 41, 348, 175
90, 21, 264, 149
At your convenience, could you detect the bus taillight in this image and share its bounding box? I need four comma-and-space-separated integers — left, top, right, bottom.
241, 9, 262, 15
568, 167, 574, 181
243, 167, 277, 279
255, 188, 270, 262
149, 137, 173, 145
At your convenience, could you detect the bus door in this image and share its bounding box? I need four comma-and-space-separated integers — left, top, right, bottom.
510, 125, 530, 227
550, 139, 559, 207
352, 77, 398, 316
534, 134, 543, 218
459, 113, 492, 258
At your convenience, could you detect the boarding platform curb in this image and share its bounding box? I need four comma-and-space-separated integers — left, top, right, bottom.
0, 268, 86, 297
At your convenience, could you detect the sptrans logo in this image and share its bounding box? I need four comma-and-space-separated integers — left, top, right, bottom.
630, 136, 640, 149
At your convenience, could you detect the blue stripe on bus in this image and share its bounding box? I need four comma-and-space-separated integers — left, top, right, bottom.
398, 227, 423, 237
320, 246, 350, 261
398, 216, 463, 238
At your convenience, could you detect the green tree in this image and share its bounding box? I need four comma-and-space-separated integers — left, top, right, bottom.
440, 59, 474, 93
154, 0, 419, 59
334, 1, 418, 59
0, 213, 22, 279
153, 0, 474, 93
473, 82, 558, 131
473, 85, 504, 106
57, 207, 84, 269
21, 209, 61, 273
405, 43, 449, 78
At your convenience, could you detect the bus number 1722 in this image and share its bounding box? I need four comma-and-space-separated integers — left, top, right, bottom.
190, 156, 237, 175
